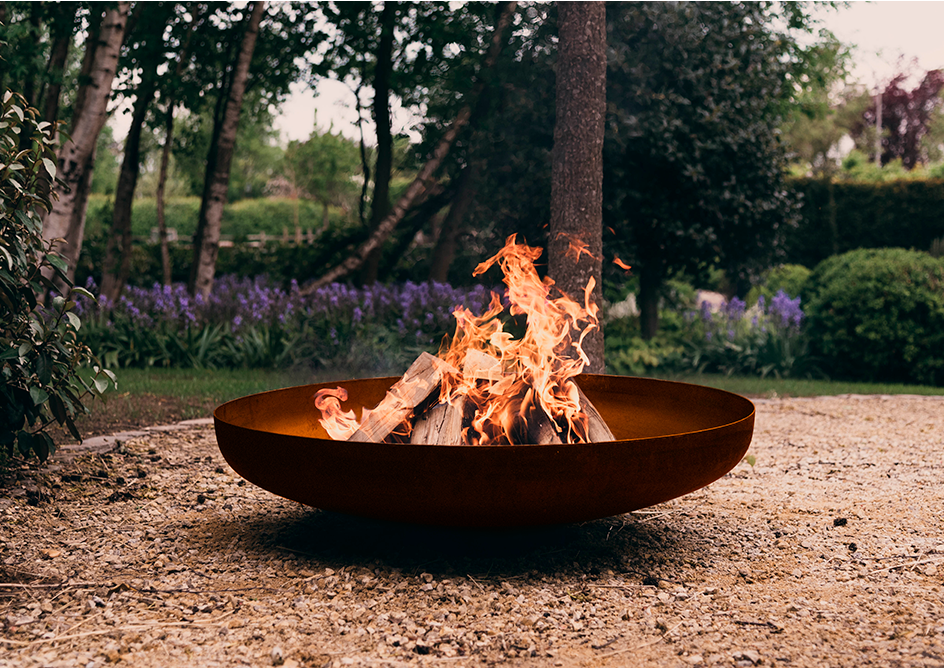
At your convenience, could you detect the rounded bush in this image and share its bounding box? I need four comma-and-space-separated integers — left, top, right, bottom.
805, 248, 944, 385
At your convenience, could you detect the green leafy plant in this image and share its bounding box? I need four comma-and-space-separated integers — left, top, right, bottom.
804, 248, 944, 385
0, 90, 115, 467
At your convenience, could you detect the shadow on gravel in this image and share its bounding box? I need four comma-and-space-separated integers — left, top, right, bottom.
192, 503, 713, 584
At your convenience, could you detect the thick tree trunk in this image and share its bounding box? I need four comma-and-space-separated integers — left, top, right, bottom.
42, 3, 129, 285
100, 75, 158, 301
189, 1, 265, 299
358, 1, 397, 286
429, 163, 479, 283
547, 1, 607, 373
304, 1, 517, 293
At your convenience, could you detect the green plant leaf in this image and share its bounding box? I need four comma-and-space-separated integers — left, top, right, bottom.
41, 158, 56, 179
29, 386, 49, 406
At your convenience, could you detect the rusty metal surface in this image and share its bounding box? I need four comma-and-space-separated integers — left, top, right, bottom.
213, 375, 755, 527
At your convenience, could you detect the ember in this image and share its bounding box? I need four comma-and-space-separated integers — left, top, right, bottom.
315, 235, 615, 445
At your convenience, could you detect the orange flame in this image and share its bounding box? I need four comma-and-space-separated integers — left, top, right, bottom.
438, 234, 598, 444
313, 387, 360, 440
315, 234, 601, 445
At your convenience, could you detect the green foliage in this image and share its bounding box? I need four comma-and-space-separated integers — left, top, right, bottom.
804, 248, 944, 385
786, 178, 944, 267
281, 126, 361, 220
604, 2, 800, 292
604, 318, 684, 376
0, 91, 115, 467
746, 264, 811, 305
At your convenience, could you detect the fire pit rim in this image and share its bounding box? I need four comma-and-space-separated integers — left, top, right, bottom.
214, 373, 755, 447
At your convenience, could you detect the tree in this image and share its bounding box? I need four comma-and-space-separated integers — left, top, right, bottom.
282, 124, 362, 234
189, 0, 265, 299
547, 2, 606, 373
306, 1, 518, 291
851, 69, 944, 169
603, 2, 802, 339
101, 2, 178, 301
42, 2, 130, 286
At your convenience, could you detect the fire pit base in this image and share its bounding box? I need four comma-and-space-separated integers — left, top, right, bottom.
214, 375, 754, 527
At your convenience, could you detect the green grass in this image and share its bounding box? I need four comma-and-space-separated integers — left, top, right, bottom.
105, 367, 944, 403
652, 372, 944, 398
106, 367, 333, 405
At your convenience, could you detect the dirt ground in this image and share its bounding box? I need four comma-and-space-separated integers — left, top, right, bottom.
1, 394, 943, 667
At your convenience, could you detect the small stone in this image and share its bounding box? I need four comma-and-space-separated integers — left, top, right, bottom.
270, 646, 284, 666
734, 649, 761, 665
685, 654, 705, 665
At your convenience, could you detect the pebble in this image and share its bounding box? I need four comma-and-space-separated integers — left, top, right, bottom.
1, 398, 943, 667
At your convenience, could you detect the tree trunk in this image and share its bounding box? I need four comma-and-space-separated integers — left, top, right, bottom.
42, 3, 129, 286
189, 1, 265, 299
40, 3, 77, 125
303, 1, 517, 293
547, 1, 607, 373
638, 260, 660, 341
156, 2, 202, 287
429, 163, 479, 283
100, 75, 158, 301
358, 1, 397, 286
157, 108, 175, 286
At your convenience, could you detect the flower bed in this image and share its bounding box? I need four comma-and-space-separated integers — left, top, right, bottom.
74, 277, 494, 374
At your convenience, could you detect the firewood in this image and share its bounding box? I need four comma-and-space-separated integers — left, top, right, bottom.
525, 401, 563, 445
410, 399, 466, 445
349, 352, 456, 443
574, 381, 616, 442
462, 349, 502, 382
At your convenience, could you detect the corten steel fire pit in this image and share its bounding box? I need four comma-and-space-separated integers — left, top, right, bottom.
214, 374, 754, 528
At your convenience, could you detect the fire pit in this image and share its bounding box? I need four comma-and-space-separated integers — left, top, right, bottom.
214, 374, 754, 527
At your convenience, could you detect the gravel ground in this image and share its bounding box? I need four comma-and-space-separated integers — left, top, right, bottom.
1, 394, 943, 667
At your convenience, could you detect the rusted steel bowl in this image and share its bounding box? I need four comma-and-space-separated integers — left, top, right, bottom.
214, 374, 754, 528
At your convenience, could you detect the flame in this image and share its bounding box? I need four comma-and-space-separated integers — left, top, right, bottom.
315, 234, 601, 445
613, 256, 632, 271
313, 387, 360, 440
438, 234, 598, 444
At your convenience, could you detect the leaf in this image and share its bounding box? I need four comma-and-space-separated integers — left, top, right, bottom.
64, 415, 82, 442
93, 376, 110, 396
49, 393, 68, 424
70, 286, 96, 300
30, 386, 50, 407
41, 158, 56, 179
744, 454, 757, 467
16, 430, 33, 457
65, 312, 81, 331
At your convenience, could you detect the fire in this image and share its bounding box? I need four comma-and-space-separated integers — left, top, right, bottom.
313, 387, 360, 440
314, 234, 602, 444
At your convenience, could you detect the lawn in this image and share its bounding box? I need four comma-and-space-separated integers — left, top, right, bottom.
60, 366, 944, 445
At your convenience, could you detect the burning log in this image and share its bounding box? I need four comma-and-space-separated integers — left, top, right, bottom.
410, 400, 465, 445
315, 236, 618, 446
573, 381, 615, 442
348, 352, 456, 443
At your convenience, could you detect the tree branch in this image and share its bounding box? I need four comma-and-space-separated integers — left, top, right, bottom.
302, 1, 517, 293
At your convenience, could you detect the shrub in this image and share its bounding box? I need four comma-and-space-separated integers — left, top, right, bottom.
746, 264, 811, 305
682, 291, 809, 378
74, 276, 496, 375
0, 91, 114, 467
804, 248, 944, 385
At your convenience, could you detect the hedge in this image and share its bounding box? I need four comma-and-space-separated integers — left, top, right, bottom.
786, 178, 944, 268
84, 195, 347, 241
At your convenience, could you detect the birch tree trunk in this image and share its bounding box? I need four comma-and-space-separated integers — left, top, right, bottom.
547, 1, 607, 373
42, 2, 129, 284
189, 1, 265, 299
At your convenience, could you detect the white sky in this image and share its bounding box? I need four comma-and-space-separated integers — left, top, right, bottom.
111, 2, 944, 144
274, 1, 944, 144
